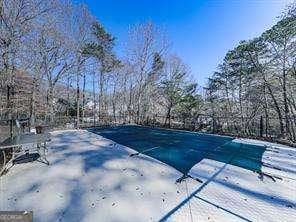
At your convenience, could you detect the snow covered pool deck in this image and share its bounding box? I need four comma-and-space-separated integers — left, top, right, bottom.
0, 130, 295, 222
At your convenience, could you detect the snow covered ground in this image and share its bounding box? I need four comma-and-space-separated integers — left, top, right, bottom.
0, 129, 295, 222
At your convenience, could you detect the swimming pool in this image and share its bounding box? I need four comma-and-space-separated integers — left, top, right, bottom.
89, 125, 266, 175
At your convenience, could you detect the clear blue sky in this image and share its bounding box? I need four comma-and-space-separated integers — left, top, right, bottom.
78, 0, 293, 86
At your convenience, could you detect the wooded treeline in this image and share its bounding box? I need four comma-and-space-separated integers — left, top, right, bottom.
205, 4, 296, 142
0, 0, 295, 143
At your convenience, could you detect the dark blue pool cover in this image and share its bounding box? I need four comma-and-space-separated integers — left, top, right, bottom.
89, 125, 266, 175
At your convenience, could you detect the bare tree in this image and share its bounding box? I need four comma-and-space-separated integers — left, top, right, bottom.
125, 22, 169, 123
0, 0, 52, 120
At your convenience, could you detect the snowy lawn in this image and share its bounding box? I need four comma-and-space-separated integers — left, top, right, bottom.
0, 130, 295, 222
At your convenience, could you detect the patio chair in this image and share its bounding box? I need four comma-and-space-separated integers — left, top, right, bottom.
0, 121, 51, 175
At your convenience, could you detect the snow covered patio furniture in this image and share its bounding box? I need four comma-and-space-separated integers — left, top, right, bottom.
0, 132, 51, 175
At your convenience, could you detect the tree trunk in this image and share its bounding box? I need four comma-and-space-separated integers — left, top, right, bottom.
238, 73, 245, 135
92, 72, 96, 126
76, 73, 80, 128
98, 70, 104, 122
66, 77, 70, 117
282, 61, 290, 138
112, 81, 117, 123
47, 86, 54, 125
264, 80, 285, 136
280, 40, 291, 139
82, 74, 86, 125
29, 78, 37, 127
128, 82, 133, 123
164, 103, 172, 127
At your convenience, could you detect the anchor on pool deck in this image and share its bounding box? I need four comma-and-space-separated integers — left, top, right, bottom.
175, 174, 203, 183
